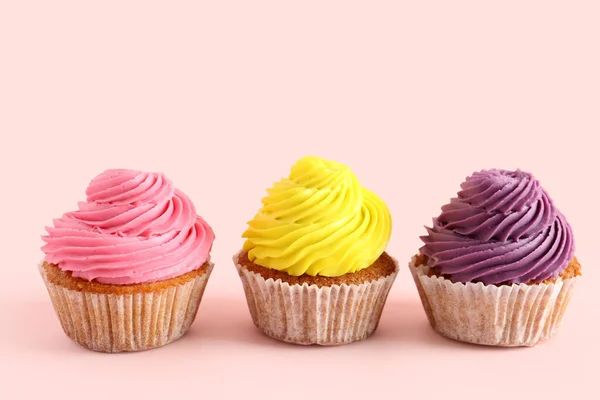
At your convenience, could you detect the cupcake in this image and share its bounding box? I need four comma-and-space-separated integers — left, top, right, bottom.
40, 169, 215, 352
410, 169, 581, 347
234, 156, 398, 345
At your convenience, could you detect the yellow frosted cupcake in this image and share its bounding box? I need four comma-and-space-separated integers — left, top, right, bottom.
233, 156, 398, 345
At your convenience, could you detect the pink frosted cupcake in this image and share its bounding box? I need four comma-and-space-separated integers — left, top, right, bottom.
40, 169, 215, 352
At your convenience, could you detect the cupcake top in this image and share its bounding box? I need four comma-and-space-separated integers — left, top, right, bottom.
42, 169, 215, 285
242, 156, 392, 277
420, 169, 574, 285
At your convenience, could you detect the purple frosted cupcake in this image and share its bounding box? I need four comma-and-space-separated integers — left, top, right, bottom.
409, 169, 581, 347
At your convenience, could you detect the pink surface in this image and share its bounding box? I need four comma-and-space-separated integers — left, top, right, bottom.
0, 1, 598, 400
42, 169, 215, 284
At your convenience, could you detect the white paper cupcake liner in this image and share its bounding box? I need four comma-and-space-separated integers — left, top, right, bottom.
40, 263, 213, 353
409, 256, 577, 347
234, 252, 398, 345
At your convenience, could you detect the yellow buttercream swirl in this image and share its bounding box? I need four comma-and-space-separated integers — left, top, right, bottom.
242, 156, 392, 277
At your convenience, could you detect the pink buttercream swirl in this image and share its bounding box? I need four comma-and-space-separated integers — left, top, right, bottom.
42, 169, 215, 284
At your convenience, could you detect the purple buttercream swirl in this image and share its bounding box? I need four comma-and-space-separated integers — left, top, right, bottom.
420, 169, 575, 285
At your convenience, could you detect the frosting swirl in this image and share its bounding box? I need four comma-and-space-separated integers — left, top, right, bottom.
420, 169, 574, 285
42, 169, 215, 284
242, 156, 392, 277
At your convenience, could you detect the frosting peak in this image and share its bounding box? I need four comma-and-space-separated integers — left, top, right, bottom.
243, 156, 392, 277
438, 169, 555, 242
42, 169, 214, 284
421, 169, 574, 285
289, 156, 356, 189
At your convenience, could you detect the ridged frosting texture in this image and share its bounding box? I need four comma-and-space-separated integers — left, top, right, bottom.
42, 169, 215, 284
242, 156, 392, 277
420, 169, 574, 285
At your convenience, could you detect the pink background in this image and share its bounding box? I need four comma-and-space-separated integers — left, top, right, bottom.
1, 1, 598, 399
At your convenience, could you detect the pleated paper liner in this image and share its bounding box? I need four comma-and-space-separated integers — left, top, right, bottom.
39, 262, 214, 353
409, 256, 578, 347
234, 252, 398, 345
